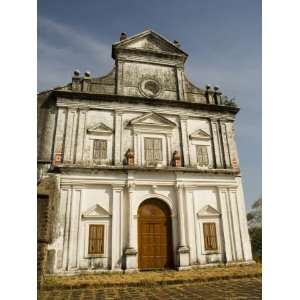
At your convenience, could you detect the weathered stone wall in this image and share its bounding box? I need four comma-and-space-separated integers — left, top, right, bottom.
39, 96, 238, 171
37, 195, 49, 288
37, 243, 47, 288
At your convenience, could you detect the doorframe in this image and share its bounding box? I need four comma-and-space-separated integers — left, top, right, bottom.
137, 198, 174, 269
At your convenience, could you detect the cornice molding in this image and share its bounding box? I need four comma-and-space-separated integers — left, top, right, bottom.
50, 164, 240, 176
52, 90, 240, 115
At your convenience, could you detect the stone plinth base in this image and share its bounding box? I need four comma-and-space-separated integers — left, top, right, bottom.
124, 248, 138, 271
176, 246, 190, 270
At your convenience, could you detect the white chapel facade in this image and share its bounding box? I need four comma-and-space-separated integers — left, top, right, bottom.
37, 30, 253, 273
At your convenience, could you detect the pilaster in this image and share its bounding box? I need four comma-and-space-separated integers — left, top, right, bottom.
52, 107, 67, 165
228, 188, 243, 260
217, 187, 233, 263
236, 178, 254, 261
133, 132, 139, 166
176, 184, 190, 269
62, 188, 72, 270
210, 119, 224, 168
63, 108, 79, 164
166, 133, 172, 166
111, 185, 124, 271
114, 110, 123, 165
124, 183, 137, 271
176, 66, 185, 101
225, 121, 240, 170
220, 120, 231, 168
116, 60, 124, 95
184, 187, 197, 264
68, 189, 82, 269
75, 108, 89, 164
179, 116, 190, 167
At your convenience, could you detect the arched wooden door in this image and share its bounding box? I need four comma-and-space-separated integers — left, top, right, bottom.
138, 199, 173, 269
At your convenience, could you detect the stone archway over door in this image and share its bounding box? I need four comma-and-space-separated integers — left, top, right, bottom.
138, 199, 173, 269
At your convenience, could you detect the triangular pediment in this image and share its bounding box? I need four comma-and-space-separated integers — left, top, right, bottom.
197, 205, 221, 218
129, 112, 177, 128
189, 129, 211, 140
113, 30, 188, 56
87, 122, 113, 135
82, 204, 111, 219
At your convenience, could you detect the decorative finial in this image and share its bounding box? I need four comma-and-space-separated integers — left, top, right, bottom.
84, 71, 91, 77
120, 32, 128, 41
206, 84, 211, 90
73, 70, 80, 76
173, 40, 181, 47
214, 86, 220, 91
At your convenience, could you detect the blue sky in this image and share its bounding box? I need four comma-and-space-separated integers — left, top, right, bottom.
38, 0, 261, 208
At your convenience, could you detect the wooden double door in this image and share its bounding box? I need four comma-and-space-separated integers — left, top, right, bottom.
138, 199, 173, 269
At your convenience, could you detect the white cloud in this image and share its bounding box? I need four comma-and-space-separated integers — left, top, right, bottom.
38, 16, 112, 91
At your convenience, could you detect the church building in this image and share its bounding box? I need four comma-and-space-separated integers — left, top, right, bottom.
37, 30, 253, 274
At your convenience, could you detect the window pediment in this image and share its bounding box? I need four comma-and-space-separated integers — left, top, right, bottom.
82, 204, 111, 219
87, 123, 113, 135
197, 205, 221, 218
129, 112, 176, 131
189, 129, 211, 140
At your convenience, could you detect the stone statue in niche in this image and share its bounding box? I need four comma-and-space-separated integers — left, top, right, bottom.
171, 150, 181, 167
123, 148, 134, 166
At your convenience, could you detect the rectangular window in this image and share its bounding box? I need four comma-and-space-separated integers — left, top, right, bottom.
203, 222, 218, 251
144, 138, 162, 162
88, 224, 105, 254
196, 145, 209, 166
93, 140, 107, 160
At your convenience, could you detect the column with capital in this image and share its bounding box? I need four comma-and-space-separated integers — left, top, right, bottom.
124, 183, 138, 271
176, 184, 191, 270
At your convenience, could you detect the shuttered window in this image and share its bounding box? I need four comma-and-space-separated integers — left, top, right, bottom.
88, 224, 105, 254
144, 138, 162, 162
196, 145, 209, 166
93, 140, 107, 160
203, 223, 218, 251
